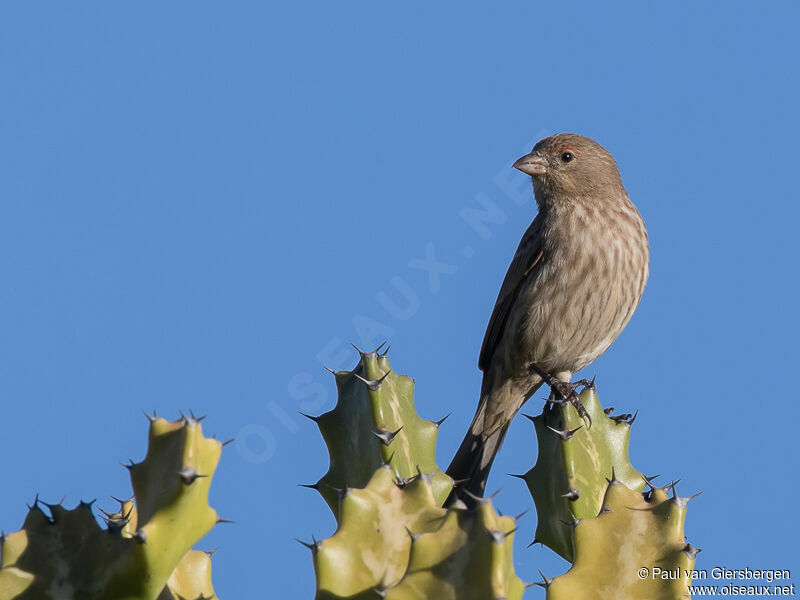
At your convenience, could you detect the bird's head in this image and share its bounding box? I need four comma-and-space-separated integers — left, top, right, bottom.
513, 133, 625, 203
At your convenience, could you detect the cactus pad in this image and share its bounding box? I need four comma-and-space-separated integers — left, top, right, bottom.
521, 386, 643, 561
312, 463, 446, 598
544, 479, 700, 600
310, 464, 525, 600
311, 347, 452, 514
385, 498, 526, 600
0, 415, 223, 600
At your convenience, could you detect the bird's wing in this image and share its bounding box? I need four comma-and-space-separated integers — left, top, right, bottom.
478, 217, 544, 371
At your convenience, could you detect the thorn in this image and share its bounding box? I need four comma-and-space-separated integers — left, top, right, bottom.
434, 413, 452, 427
295, 536, 320, 553
216, 517, 235, 525
522, 413, 539, 423
533, 569, 554, 588
378, 344, 390, 359
489, 528, 516, 544
371, 426, 403, 446
507, 473, 527, 480
628, 409, 638, 426
299, 412, 320, 423
373, 341, 388, 354
670, 480, 680, 498
205, 547, 218, 557
188, 410, 207, 422
415, 466, 433, 485
380, 452, 395, 468
642, 474, 660, 490
298, 483, 320, 491
177, 466, 207, 485
486, 487, 503, 500
682, 543, 702, 559
351, 343, 368, 356
448, 498, 468, 510
460, 488, 489, 505
673, 489, 702, 508
546, 424, 583, 441
394, 476, 411, 488
606, 466, 618, 485
603, 406, 615, 415
405, 527, 419, 542
526, 537, 540, 548
559, 517, 581, 530
372, 588, 387, 599
512, 508, 530, 521
120, 460, 135, 470
323, 365, 337, 375
42, 495, 66, 510
353, 369, 392, 391
561, 488, 580, 501
132, 529, 147, 544
598, 505, 613, 514
79, 498, 96, 509
143, 410, 157, 423
220, 438, 234, 447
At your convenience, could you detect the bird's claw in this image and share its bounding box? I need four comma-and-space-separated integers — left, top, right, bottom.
530, 364, 592, 429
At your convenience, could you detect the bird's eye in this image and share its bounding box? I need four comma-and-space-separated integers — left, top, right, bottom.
561, 151, 574, 163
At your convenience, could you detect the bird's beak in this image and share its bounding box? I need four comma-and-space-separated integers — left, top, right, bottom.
513, 153, 548, 176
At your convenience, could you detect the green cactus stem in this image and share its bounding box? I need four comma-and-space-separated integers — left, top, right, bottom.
308, 347, 452, 515
0, 415, 223, 600
543, 479, 700, 600
518, 385, 643, 561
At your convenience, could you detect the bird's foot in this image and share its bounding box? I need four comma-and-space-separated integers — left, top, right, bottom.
529, 364, 592, 429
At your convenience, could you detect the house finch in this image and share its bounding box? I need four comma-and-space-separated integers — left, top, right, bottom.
446, 133, 649, 500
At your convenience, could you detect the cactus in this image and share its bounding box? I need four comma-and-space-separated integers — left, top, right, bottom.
541, 478, 700, 600
0, 414, 223, 600
517, 385, 643, 562
160, 550, 218, 600
384, 497, 526, 600
310, 463, 446, 598
303, 346, 698, 599
308, 346, 452, 515
308, 463, 525, 600
516, 384, 700, 599
306, 349, 525, 599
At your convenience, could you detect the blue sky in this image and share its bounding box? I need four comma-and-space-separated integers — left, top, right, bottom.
1, 2, 798, 597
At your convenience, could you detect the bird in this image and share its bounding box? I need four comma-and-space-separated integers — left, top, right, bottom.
446, 133, 649, 501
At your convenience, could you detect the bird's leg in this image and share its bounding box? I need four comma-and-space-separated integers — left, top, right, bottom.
529, 364, 592, 429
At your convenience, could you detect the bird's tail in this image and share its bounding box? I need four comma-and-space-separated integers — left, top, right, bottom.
446, 377, 542, 505
445, 411, 510, 503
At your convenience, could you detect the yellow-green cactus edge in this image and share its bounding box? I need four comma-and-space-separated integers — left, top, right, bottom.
307, 346, 453, 515
311, 463, 446, 599
385, 498, 526, 600
519, 385, 643, 561
0, 414, 224, 600
543, 478, 701, 600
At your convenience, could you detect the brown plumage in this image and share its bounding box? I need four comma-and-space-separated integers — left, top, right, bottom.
446, 133, 649, 500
